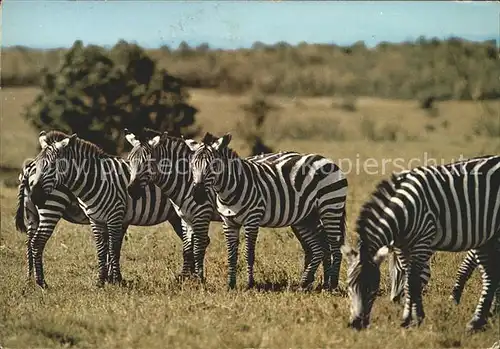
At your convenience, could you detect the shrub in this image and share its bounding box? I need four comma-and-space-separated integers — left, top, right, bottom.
23, 40, 198, 155
332, 96, 357, 112
473, 105, 500, 138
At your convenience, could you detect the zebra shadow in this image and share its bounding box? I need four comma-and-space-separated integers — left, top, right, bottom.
252, 279, 348, 295
253, 279, 295, 292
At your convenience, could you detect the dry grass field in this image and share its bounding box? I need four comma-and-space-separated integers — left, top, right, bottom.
1, 87, 499, 348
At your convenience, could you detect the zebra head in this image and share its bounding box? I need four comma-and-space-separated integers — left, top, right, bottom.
185, 132, 231, 204
125, 129, 166, 199
341, 243, 390, 330
31, 131, 77, 207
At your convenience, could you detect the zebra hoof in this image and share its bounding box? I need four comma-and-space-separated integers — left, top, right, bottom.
194, 274, 206, 284
299, 284, 313, 293
175, 273, 193, 282
36, 280, 48, 289
95, 279, 106, 288
449, 292, 461, 305
400, 317, 412, 329
245, 279, 255, 290
466, 318, 488, 333
227, 280, 237, 290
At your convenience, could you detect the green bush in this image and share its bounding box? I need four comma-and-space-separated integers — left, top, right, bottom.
23, 40, 198, 155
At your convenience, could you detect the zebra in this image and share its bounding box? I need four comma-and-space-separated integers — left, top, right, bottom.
125, 129, 221, 282
28, 130, 192, 286
15, 156, 194, 288
124, 129, 336, 286
341, 155, 500, 331
184, 132, 348, 291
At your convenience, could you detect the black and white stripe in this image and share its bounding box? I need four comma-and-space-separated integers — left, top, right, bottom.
124, 129, 337, 285
342, 155, 500, 331
28, 131, 189, 286
185, 133, 348, 290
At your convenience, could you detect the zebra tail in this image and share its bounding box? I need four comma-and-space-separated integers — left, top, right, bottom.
15, 170, 29, 233
340, 204, 347, 246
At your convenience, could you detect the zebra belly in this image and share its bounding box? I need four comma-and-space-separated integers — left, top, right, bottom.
217, 201, 314, 228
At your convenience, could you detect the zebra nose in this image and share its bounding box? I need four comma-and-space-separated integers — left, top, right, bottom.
127, 181, 142, 200
193, 183, 207, 204
31, 182, 47, 207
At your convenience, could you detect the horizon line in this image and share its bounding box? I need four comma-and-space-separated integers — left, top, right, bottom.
3, 34, 499, 51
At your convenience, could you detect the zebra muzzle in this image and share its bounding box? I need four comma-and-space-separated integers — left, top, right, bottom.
193, 183, 208, 204
127, 181, 143, 200
31, 182, 48, 207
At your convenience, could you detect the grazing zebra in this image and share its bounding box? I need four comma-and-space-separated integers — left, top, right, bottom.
184, 132, 348, 290
28, 131, 192, 286
124, 129, 336, 285
15, 156, 193, 288
367, 170, 433, 303
342, 155, 500, 331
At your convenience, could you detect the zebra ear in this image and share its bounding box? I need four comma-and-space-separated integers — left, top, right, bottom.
373, 246, 390, 265
125, 131, 140, 147
56, 133, 77, 149
160, 131, 169, 143
212, 133, 232, 151
39, 131, 48, 149
341, 245, 358, 263
148, 135, 161, 148
184, 139, 201, 152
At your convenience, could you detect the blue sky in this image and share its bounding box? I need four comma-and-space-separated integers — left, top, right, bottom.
3, 1, 499, 49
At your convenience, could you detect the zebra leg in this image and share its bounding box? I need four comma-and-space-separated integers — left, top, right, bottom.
316, 224, 332, 291
400, 254, 430, 328
223, 223, 241, 290
192, 220, 211, 282
291, 224, 324, 292
466, 244, 498, 332
26, 222, 37, 280
172, 217, 195, 277
107, 221, 126, 285
90, 221, 109, 287
31, 209, 63, 288
450, 250, 478, 305
106, 224, 127, 284
243, 224, 259, 289
290, 226, 313, 284
319, 205, 345, 291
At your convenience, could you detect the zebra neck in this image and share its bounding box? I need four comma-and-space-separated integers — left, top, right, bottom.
65, 155, 128, 200
155, 145, 192, 202
213, 156, 246, 203
358, 235, 390, 260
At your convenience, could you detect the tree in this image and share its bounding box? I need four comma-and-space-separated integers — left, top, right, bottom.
237, 96, 276, 156
24, 40, 198, 154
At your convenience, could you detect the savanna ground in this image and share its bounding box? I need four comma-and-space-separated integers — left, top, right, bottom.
1, 86, 500, 348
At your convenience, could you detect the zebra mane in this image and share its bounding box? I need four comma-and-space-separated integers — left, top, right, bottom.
139, 128, 185, 143
355, 172, 408, 239
200, 132, 240, 159
43, 131, 115, 158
